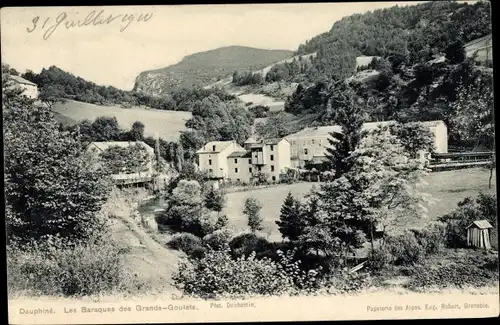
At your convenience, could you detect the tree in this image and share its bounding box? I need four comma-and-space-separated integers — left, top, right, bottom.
276, 192, 305, 241
128, 121, 145, 141
38, 84, 67, 109
445, 40, 466, 64
204, 187, 226, 213
323, 81, 368, 179
349, 127, 431, 253
243, 197, 263, 233
389, 122, 435, 159
451, 81, 495, 188
4, 84, 112, 244
255, 111, 291, 139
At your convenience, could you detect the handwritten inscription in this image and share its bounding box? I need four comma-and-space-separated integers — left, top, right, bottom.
26, 10, 154, 40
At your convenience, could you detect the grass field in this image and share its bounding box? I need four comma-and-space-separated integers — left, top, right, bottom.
224, 168, 497, 242
52, 100, 192, 141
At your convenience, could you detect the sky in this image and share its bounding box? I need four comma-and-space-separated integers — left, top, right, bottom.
1, 2, 428, 91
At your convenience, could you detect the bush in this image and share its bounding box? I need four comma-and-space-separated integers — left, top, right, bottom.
172, 248, 321, 299
405, 263, 498, 291
385, 231, 426, 266
438, 193, 497, 248
409, 223, 445, 255
167, 233, 206, 258
229, 233, 272, 258
369, 246, 393, 271
203, 228, 233, 250
7, 236, 144, 297
325, 270, 372, 293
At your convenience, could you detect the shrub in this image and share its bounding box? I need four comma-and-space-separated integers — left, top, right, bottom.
385, 231, 426, 266
7, 236, 144, 297
405, 263, 498, 291
369, 246, 393, 271
438, 193, 497, 248
229, 233, 272, 258
203, 228, 233, 250
172, 248, 321, 299
325, 270, 372, 293
167, 233, 206, 258
409, 223, 445, 255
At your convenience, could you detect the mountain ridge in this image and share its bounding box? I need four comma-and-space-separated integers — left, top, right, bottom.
133, 46, 293, 96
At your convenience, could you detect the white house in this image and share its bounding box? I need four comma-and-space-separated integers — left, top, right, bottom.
226, 137, 292, 184
87, 141, 155, 184
285, 120, 448, 168
196, 140, 246, 179
10, 75, 39, 99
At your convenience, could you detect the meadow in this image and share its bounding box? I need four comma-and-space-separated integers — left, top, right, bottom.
223, 168, 497, 242
52, 100, 192, 141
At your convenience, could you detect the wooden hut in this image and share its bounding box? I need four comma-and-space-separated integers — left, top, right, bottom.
466, 220, 494, 249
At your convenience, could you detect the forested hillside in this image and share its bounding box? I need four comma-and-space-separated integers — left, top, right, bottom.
290, 0, 491, 83
133, 46, 293, 96
20, 65, 236, 112
280, 0, 493, 151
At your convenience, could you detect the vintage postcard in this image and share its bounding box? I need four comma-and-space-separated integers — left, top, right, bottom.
2, 2, 498, 324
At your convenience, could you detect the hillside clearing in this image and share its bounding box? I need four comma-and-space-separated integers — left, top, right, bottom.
52, 100, 192, 141
223, 168, 497, 242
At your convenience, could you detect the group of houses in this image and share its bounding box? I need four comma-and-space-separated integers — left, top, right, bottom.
8, 75, 39, 99
196, 120, 449, 184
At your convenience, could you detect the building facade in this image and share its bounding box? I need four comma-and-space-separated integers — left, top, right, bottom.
10, 75, 39, 99
196, 138, 292, 184
285, 120, 448, 168
196, 140, 246, 179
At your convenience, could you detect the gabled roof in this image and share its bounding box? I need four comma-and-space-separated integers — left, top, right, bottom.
227, 151, 251, 158
244, 137, 258, 144
10, 75, 37, 86
196, 140, 234, 154
466, 220, 494, 230
88, 141, 154, 154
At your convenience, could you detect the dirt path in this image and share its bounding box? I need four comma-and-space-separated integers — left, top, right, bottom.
111, 210, 182, 293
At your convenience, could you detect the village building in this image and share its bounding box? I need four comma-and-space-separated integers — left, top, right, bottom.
285, 120, 448, 168
196, 138, 292, 184
87, 141, 155, 185
196, 140, 246, 180
9, 75, 39, 99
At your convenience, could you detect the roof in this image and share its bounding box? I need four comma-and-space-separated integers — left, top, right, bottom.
196, 140, 234, 154
286, 120, 446, 140
89, 141, 154, 154
263, 138, 287, 145
466, 220, 494, 230
285, 121, 395, 139
244, 137, 258, 144
227, 151, 251, 158
10, 75, 37, 86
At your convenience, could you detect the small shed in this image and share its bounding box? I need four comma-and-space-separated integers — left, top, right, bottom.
466, 220, 494, 249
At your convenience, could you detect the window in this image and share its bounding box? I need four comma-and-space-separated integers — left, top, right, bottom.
249, 167, 252, 173
312, 139, 315, 144
234, 158, 238, 163
209, 169, 213, 173
208, 159, 212, 165
270, 145, 274, 151
235, 168, 238, 173
237, 178, 240, 182
258, 166, 262, 171
304, 149, 308, 155
271, 165, 275, 172
248, 158, 252, 163
212, 145, 216, 151
270, 154, 274, 161
272, 176, 276, 181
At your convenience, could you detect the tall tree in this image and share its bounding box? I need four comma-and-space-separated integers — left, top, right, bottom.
204, 187, 226, 213
128, 121, 145, 141
276, 192, 305, 241
243, 197, 263, 233
323, 81, 367, 179
4, 82, 112, 244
